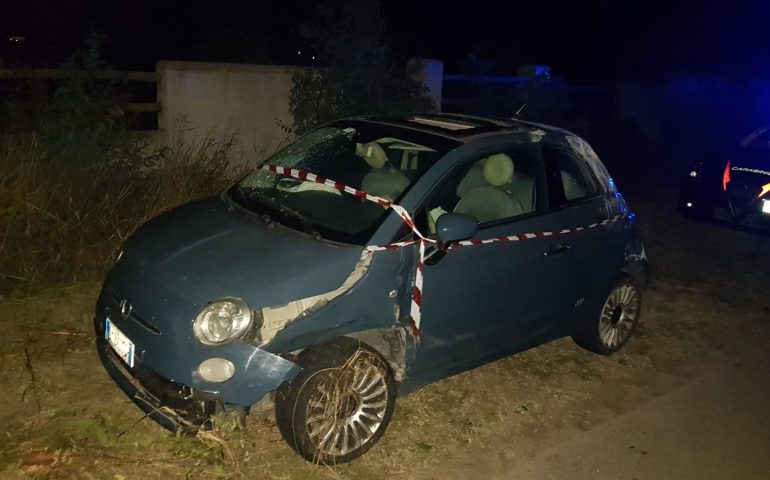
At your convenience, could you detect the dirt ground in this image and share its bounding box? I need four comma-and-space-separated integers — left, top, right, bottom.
502, 342, 770, 480
1, 188, 768, 480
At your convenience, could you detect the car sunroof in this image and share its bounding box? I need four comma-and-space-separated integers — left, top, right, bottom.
408, 116, 478, 131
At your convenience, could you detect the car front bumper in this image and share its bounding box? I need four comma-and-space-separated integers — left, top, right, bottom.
95, 314, 301, 433
96, 330, 216, 433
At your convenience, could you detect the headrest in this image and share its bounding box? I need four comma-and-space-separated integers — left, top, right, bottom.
483, 153, 514, 186
356, 142, 388, 169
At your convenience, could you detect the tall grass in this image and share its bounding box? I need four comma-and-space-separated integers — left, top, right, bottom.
0, 120, 240, 295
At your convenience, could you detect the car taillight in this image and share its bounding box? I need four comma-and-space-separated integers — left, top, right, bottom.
722, 160, 731, 191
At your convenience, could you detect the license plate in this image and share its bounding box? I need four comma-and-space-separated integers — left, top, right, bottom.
105, 318, 135, 368
763, 200, 770, 214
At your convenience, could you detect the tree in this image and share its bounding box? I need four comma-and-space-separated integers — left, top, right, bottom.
288, 0, 435, 135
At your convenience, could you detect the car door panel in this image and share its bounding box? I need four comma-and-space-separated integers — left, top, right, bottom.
540, 145, 625, 337
413, 213, 575, 375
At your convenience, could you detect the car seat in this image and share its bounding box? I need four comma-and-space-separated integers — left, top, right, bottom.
561, 170, 587, 201
357, 142, 410, 200
456, 160, 488, 197
454, 153, 524, 222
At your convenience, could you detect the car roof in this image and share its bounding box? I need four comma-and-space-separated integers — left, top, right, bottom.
347, 113, 573, 144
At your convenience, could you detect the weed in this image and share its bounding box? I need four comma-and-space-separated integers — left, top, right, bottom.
0, 125, 240, 294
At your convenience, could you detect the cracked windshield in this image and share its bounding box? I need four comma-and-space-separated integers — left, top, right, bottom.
232, 124, 446, 241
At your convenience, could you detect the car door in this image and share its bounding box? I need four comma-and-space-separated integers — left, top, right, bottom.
540, 144, 618, 336
410, 144, 579, 374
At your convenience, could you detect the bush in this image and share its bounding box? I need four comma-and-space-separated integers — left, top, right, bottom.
288, 0, 435, 135
0, 39, 240, 294
0, 126, 238, 295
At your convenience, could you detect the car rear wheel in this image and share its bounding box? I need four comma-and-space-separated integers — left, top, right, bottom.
274, 338, 396, 464
573, 276, 642, 355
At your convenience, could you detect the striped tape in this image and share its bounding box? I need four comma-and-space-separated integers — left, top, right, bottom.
449, 215, 623, 248
257, 164, 626, 336
259, 165, 393, 207
257, 165, 430, 243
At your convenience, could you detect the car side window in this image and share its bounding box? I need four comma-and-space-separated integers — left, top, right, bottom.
423, 145, 547, 235
543, 146, 599, 205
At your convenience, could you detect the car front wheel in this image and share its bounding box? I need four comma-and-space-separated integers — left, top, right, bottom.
573, 276, 642, 355
275, 338, 396, 464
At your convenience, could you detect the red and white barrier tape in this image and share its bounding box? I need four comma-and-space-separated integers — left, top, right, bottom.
259, 165, 430, 242
448, 215, 623, 248
259, 165, 393, 207
257, 165, 625, 337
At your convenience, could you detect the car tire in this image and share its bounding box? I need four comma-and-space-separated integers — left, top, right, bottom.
274, 338, 396, 464
573, 276, 642, 355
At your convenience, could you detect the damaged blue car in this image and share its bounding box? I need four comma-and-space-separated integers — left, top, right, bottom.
95, 113, 648, 463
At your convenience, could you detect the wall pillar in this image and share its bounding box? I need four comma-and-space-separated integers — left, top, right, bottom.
407, 58, 444, 112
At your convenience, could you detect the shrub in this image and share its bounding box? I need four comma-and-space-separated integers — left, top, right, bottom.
288, 0, 435, 135
0, 126, 238, 295
0, 39, 240, 294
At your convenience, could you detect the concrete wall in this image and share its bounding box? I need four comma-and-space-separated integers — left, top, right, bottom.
407, 58, 443, 111
155, 59, 442, 163
157, 61, 303, 164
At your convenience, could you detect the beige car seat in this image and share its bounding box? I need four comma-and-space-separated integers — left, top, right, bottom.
454, 153, 523, 222
456, 161, 487, 197
483, 153, 515, 186
561, 170, 587, 201
357, 142, 410, 200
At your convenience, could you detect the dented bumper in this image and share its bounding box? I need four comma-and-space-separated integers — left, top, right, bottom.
95, 314, 300, 432
96, 331, 215, 433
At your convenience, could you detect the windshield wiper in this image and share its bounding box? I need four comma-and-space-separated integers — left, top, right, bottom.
277, 203, 322, 239
238, 188, 323, 240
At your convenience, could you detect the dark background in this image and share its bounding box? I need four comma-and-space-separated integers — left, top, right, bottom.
3, 0, 770, 83
4, 0, 770, 191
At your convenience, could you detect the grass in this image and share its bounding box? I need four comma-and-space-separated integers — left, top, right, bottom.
1, 84, 769, 477
0, 119, 241, 295
0, 191, 768, 479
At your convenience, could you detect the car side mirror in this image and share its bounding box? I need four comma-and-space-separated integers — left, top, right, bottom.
436, 213, 478, 245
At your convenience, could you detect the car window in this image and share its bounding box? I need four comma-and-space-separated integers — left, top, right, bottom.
543, 146, 599, 205
422, 144, 547, 235
231, 123, 452, 245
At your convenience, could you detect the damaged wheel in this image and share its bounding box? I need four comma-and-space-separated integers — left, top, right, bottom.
573, 276, 642, 355
275, 338, 395, 464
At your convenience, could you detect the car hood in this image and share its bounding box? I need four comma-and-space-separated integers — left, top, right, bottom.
116, 195, 365, 308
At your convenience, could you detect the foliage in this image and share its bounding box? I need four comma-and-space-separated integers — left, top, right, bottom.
0, 39, 239, 295
0, 127, 237, 295
288, 0, 435, 135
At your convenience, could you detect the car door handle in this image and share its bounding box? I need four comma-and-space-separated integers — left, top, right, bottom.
544, 244, 572, 256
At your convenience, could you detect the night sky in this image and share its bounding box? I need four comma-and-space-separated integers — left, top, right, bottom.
3, 0, 770, 84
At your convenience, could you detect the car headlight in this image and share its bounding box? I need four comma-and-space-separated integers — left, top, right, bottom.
193, 298, 253, 345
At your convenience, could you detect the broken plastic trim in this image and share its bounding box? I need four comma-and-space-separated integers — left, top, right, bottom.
255, 252, 373, 344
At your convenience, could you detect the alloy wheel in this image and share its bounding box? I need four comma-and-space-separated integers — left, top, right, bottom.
304, 351, 390, 457
598, 283, 640, 349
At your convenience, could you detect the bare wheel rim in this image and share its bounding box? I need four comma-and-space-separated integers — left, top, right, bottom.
598, 283, 639, 349
305, 352, 389, 457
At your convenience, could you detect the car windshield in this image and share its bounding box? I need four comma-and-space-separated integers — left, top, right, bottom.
229, 121, 452, 245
